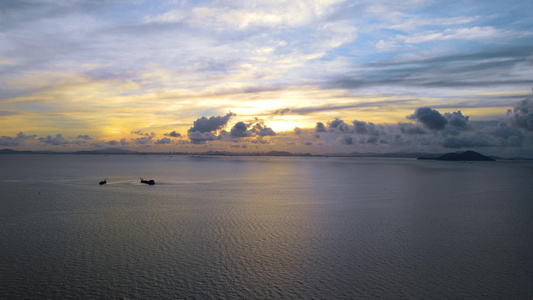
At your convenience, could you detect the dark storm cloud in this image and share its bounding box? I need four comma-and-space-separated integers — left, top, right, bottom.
312, 106, 531, 152
328, 118, 350, 132
508, 95, 533, 131
251, 123, 276, 137
187, 112, 235, 143
444, 111, 469, 129
227, 120, 277, 139
353, 120, 379, 136
230, 121, 251, 138
407, 107, 448, 130
165, 131, 181, 138
188, 131, 217, 144
316, 122, 327, 133
188, 112, 235, 134
429, 119, 525, 149
38, 134, 68, 146
0, 132, 37, 146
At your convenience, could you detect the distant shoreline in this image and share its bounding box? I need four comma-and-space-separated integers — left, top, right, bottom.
1, 148, 532, 160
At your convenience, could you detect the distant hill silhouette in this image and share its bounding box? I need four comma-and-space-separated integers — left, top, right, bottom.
0, 149, 53, 154
0, 148, 135, 155
0, 148, 517, 160
418, 150, 495, 161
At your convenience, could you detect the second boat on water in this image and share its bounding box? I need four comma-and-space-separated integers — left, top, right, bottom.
140, 178, 155, 185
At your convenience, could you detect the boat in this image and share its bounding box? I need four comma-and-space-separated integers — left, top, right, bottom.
99, 179, 107, 185
140, 178, 155, 185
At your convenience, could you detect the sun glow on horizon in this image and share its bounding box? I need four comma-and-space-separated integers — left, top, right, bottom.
265, 120, 304, 132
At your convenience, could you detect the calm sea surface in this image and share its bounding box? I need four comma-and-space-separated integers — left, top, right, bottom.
1, 154, 532, 299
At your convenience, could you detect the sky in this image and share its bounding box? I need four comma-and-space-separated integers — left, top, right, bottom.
1, 0, 533, 157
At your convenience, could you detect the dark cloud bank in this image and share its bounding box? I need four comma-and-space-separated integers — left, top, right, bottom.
309, 95, 533, 155
186, 113, 276, 144
2, 96, 533, 158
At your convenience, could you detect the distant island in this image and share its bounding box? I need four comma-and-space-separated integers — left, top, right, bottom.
417, 150, 495, 161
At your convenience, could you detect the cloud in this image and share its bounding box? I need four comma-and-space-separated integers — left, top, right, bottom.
508, 95, 533, 131
441, 136, 491, 149
273, 108, 291, 116
187, 112, 236, 143
188, 112, 235, 133
353, 120, 379, 136
151, 0, 345, 30
165, 131, 182, 137
339, 135, 355, 145
328, 118, 351, 132
366, 136, 379, 144
0, 132, 37, 147
222, 119, 277, 140
331, 46, 533, 90
134, 136, 153, 145
132, 130, 156, 138
72, 139, 87, 146
398, 122, 427, 135
407, 107, 448, 130
230, 121, 251, 138
188, 131, 217, 144
155, 137, 171, 144
383, 16, 479, 31
251, 123, 276, 137
107, 138, 129, 146
0, 111, 21, 116
286, 100, 415, 115
39, 134, 69, 146
395, 27, 532, 44
77, 134, 92, 140
444, 111, 469, 129
492, 121, 524, 146
316, 122, 327, 132
308, 103, 531, 153
2, 1, 533, 158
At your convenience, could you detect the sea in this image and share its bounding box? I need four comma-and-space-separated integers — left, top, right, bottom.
1, 154, 532, 299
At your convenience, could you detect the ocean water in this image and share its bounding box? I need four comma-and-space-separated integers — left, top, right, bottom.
1, 154, 532, 299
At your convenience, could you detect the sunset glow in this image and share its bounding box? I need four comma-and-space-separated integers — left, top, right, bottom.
1, 0, 532, 157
